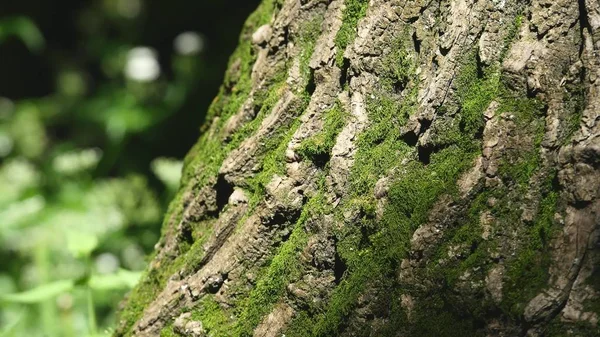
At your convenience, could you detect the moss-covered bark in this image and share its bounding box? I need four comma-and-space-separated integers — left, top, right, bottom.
115, 0, 600, 336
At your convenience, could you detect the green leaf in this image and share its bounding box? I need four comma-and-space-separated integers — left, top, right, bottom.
66, 231, 98, 258
151, 157, 183, 191
0, 17, 45, 52
89, 269, 141, 290
0, 280, 74, 304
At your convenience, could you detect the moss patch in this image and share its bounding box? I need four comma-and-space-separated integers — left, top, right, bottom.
546, 316, 600, 337
297, 101, 347, 165
298, 13, 324, 85
115, 1, 285, 335
189, 296, 233, 336
159, 324, 177, 337
380, 32, 416, 92
180, 9, 326, 337
501, 180, 559, 317
334, 0, 369, 66
234, 190, 327, 336
287, 21, 539, 333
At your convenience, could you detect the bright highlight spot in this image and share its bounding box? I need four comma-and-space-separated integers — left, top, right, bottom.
95, 253, 120, 274
52, 148, 102, 175
174, 31, 205, 55
124, 47, 161, 82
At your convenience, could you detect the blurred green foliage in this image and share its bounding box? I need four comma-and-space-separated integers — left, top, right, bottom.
0, 0, 258, 336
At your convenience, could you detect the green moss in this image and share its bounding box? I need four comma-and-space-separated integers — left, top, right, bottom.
283, 29, 420, 337
115, 1, 285, 335
562, 81, 585, 144
284, 311, 315, 337
403, 296, 485, 337
502, 185, 558, 317
349, 90, 416, 198
120, 5, 564, 336
298, 14, 324, 84
500, 14, 523, 60
495, 95, 546, 185
434, 192, 492, 286
189, 296, 233, 336
546, 316, 600, 337
455, 53, 500, 141
584, 264, 600, 317
240, 12, 325, 206
334, 0, 369, 66
428, 69, 551, 325
297, 102, 346, 162
295, 51, 486, 337
380, 32, 415, 91
343, 31, 420, 201
176, 220, 216, 274
157, 297, 234, 337
233, 192, 327, 336
171, 10, 324, 337
168, 0, 291, 281
427, 56, 545, 299
159, 324, 177, 337
426, 85, 552, 322
424, 36, 546, 315
309, 143, 480, 336
238, 80, 309, 209
292, 27, 538, 333
116, 270, 162, 335
181, 0, 287, 188
301, 19, 542, 333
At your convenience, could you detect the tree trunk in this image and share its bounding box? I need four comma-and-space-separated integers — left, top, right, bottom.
115, 0, 600, 336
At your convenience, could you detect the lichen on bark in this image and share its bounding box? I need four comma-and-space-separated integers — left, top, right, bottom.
115, 0, 600, 336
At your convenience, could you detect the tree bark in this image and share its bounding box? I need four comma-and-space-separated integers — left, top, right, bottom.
115, 0, 600, 336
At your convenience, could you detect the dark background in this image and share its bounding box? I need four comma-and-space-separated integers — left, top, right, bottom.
0, 0, 259, 165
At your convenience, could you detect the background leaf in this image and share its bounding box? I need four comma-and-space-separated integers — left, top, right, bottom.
67, 231, 99, 259
0, 17, 44, 52
0, 280, 74, 304
89, 269, 142, 290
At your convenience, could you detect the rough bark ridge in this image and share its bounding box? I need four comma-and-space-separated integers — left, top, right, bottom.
115, 0, 600, 336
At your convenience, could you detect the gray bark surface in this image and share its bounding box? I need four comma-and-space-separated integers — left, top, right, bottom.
115, 0, 600, 336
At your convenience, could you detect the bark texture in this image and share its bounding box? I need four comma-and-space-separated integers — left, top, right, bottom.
115, 0, 600, 336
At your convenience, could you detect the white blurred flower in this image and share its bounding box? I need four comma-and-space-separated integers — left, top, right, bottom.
95, 253, 120, 274
117, 0, 142, 19
124, 47, 161, 82
174, 31, 205, 55
3, 159, 38, 186
52, 148, 102, 175
0, 159, 40, 205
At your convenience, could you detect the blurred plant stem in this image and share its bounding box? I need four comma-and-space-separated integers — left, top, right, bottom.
87, 287, 97, 336
86, 256, 98, 336
34, 245, 57, 336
